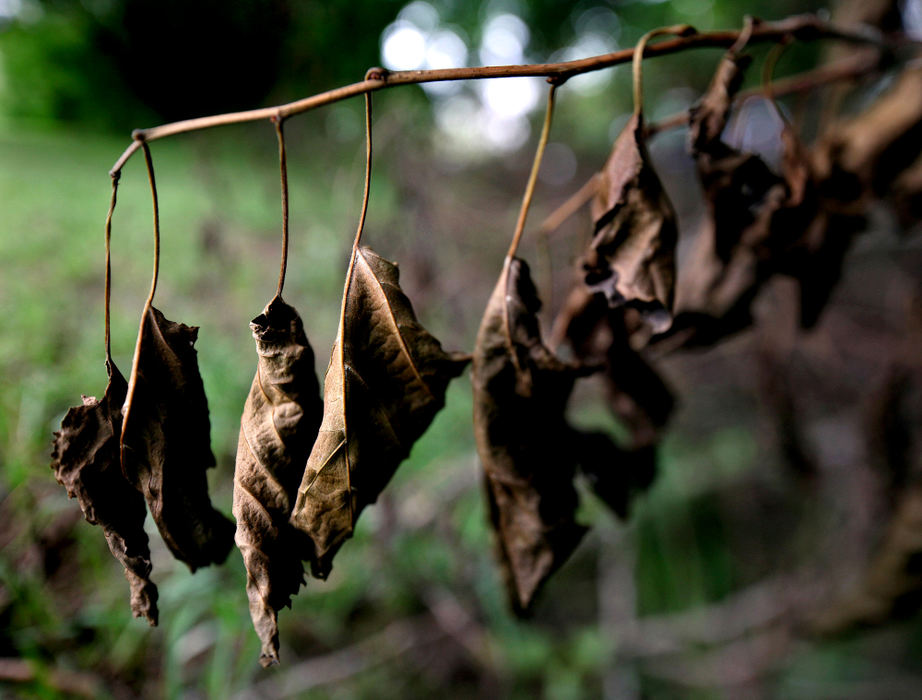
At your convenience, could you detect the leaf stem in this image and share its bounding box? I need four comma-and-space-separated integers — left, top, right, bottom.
123, 143, 161, 441
352, 92, 373, 252
141, 142, 160, 306
633, 25, 697, 120
104, 172, 120, 362
507, 84, 558, 259
273, 117, 290, 298
763, 37, 795, 126
108, 14, 898, 175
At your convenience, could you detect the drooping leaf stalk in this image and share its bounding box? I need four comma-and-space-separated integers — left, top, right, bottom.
507, 83, 558, 260
273, 117, 290, 298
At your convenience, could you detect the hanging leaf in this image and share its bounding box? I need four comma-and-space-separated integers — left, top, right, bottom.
233, 296, 323, 667
290, 246, 469, 578
581, 27, 695, 332
473, 256, 598, 614
667, 39, 864, 343
51, 360, 158, 625
582, 113, 678, 333
672, 39, 788, 342
688, 47, 786, 264
121, 306, 235, 571
553, 285, 673, 445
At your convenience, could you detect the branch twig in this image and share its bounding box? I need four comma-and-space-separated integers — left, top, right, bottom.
110, 15, 895, 175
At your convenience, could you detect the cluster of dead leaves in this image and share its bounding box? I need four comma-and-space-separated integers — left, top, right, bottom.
52, 303, 236, 625
237, 246, 467, 665
669, 40, 922, 348
488, 29, 922, 614
51, 19, 922, 667
52, 245, 469, 666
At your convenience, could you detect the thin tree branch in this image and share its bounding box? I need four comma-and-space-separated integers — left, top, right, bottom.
110, 15, 896, 175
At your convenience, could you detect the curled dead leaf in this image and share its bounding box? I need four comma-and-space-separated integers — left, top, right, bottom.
473, 256, 596, 613
552, 285, 673, 448
669, 40, 864, 342
120, 306, 235, 571
51, 360, 158, 625
290, 246, 469, 578
688, 48, 786, 264
233, 296, 323, 667
583, 113, 678, 333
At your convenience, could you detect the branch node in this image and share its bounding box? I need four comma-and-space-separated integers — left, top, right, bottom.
131, 129, 146, 142
365, 67, 389, 83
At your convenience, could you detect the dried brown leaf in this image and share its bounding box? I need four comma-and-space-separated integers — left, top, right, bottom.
688, 50, 786, 263
583, 113, 678, 333
290, 246, 468, 578
120, 306, 235, 571
552, 285, 673, 447
51, 360, 158, 625
667, 42, 867, 343
473, 256, 593, 613
233, 296, 323, 667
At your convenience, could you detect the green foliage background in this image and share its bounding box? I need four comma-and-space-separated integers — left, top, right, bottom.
2, 0, 922, 697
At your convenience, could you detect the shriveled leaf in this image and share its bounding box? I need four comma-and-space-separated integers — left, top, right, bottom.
51, 360, 158, 625
121, 306, 235, 571
675, 43, 788, 337
473, 256, 594, 613
668, 45, 868, 342
552, 285, 674, 447
233, 296, 323, 667
290, 246, 468, 578
583, 113, 677, 332
688, 49, 786, 263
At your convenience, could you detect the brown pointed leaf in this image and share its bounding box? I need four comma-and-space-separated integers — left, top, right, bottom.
51, 360, 158, 625
290, 246, 469, 578
473, 256, 594, 614
233, 297, 323, 667
583, 113, 677, 332
120, 306, 235, 571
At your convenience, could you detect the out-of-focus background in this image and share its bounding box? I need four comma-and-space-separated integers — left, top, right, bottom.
2, 0, 922, 697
